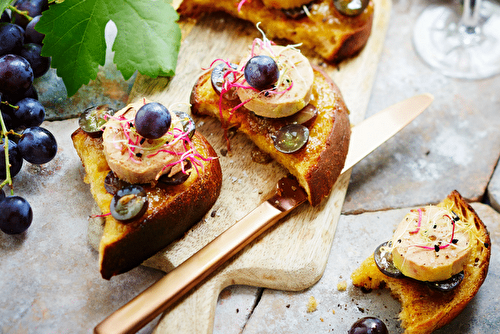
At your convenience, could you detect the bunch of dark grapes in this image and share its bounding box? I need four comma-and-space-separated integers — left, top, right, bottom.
0, 0, 56, 235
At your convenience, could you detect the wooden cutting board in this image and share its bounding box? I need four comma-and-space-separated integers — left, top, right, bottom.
95, 1, 391, 332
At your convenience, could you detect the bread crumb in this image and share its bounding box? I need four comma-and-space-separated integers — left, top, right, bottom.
320, 317, 324, 322
337, 280, 347, 291
332, 309, 336, 314
307, 296, 317, 313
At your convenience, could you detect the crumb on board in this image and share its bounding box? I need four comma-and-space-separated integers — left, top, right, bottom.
337, 280, 347, 291
307, 296, 317, 313
332, 309, 336, 314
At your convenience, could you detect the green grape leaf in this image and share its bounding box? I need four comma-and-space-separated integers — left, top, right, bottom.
0, 0, 10, 14
36, 0, 180, 96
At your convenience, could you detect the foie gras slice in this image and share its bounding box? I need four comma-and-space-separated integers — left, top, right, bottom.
102, 100, 186, 184
237, 45, 314, 118
390, 206, 472, 282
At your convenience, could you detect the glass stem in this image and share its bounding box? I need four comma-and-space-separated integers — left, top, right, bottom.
460, 0, 481, 30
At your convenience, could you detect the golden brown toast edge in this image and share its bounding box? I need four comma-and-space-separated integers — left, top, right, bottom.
350, 190, 491, 334
72, 128, 223, 279
190, 66, 350, 206
178, 0, 374, 62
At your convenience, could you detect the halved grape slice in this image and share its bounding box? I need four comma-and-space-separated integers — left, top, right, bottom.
110, 185, 148, 223
374, 241, 404, 278
211, 62, 238, 100
273, 124, 309, 154
333, 0, 369, 16
79, 105, 115, 137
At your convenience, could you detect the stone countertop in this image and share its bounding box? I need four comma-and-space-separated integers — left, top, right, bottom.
1, 0, 500, 333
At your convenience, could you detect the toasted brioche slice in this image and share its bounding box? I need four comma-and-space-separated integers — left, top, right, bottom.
178, 0, 374, 62
351, 190, 491, 334
190, 66, 350, 206
72, 127, 222, 279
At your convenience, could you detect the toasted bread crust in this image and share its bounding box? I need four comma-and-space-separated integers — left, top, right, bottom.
178, 0, 374, 62
190, 66, 350, 206
351, 191, 491, 334
72, 128, 222, 279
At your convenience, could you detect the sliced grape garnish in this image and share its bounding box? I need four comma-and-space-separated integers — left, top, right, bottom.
426, 271, 464, 293
211, 62, 238, 100
282, 2, 314, 20
134, 102, 172, 139
171, 109, 196, 139
0, 54, 34, 95
0, 139, 23, 179
0, 195, 33, 234
79, 105, 115, 137
348, 317, 388, 334
159, 160, 192, 186
333, 0, 369, 16
18, 126, 57, 165
104, 171, 130, 195
283, 104, 318, 127
373, 241, 405, 278
244, 55, 279, 91
273, 124, 309, 154
110, 185, 148, 223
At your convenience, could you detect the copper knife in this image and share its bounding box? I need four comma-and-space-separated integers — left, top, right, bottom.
94, 93, 434, 334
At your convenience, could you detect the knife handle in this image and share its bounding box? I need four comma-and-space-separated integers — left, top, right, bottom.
94, 201, 287, 334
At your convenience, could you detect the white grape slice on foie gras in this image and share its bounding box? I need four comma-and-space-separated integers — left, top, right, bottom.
102, 100, 187, 185
236, 44, 314, 118
389, 206, 472, 282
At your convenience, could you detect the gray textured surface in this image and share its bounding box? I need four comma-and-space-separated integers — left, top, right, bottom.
1, 0, 500, 333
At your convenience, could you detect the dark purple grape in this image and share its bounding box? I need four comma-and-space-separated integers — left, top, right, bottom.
24, 15, 44, 44
19, 43, 50, 78
103, 170, 130, 195
110, 185, 148, 223
244, 55, 279, 91
12, 0, 49, 28
134, 102, 171, 139
348, 317, 388, 334
159, 160, 192, 185
0, 54, 34, 95
13, 97, 45, 128
0, 23, 25, 56
17, 126, 57, 164
0, 188, 5, 201
0, 195, 32, 234
1, 11, 10, 23
333, 0, 369, 16
1, 84, 38, 106
1, 111, 16, 130
0, 139, 23, 179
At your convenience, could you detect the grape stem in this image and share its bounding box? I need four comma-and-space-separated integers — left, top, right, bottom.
0, 111, 14, 195
7, 5, 33, 22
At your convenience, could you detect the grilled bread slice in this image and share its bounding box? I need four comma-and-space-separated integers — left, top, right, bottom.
178, 0, 374, 62
190, 65, 350, 206
351, 190, 491, 334
72, 125, 222, 280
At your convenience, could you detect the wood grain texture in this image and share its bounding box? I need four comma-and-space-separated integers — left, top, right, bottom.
95, 0, 391, 332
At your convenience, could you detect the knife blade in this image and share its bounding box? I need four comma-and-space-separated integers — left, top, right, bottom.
94, 93, 434, 334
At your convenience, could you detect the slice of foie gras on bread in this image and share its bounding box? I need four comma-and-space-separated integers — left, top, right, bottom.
72, 101, 222, 279
191, 47, 350, 206
351, 190, 491, 334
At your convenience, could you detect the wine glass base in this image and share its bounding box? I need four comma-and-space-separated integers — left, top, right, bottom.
413, 1, 500, 79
